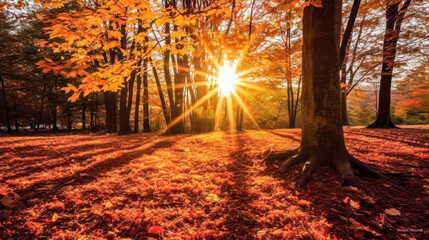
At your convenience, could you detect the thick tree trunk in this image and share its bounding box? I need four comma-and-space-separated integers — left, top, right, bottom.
265, 0, 357, 186
0, 75, 12, 132
104, 91, 117, 133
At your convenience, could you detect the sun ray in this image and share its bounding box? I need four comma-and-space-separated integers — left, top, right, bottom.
235, 86, 257, 103
235, 64, 267, 79
237, 82, 266, 92
226, 95, 236, 132
196, 32, 221, 70
232, 91, 260, 129
214, 96, 225, 130
166, 87, 219, 132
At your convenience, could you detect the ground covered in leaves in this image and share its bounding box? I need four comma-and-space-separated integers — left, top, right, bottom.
0, 127, 428, 239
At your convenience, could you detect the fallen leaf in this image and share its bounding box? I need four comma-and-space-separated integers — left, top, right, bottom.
206, 193, 219, 202
362, 195, 375, 204
148, 225, 164, 234
104, 201, 113, 208
52, 213, 59, 222
385, 208, 401, 216
349, 218, 381, 238
345, 186, 359, 192
0, 192, 20, 208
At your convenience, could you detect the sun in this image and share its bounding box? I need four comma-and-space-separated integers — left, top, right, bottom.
217, 62, 239, 96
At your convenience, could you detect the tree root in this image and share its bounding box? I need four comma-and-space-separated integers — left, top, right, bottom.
263, 148, 300, 163
264, 148, 418, 187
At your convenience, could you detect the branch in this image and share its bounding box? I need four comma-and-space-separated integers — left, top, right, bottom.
340, 0, 361, 66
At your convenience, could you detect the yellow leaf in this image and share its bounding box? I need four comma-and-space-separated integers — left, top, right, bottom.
52, 213, 59, 222
104, 201, 113, 208
205, 193, 219, 202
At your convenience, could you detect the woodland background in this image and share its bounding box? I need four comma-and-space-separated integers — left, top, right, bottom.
0, 0, 428, 133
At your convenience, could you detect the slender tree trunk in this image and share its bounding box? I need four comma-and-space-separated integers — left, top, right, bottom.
150, 57, 170, 126
0, 75, 12, 132
340, 41, 351, 125
265, 0, 357, 186
134, 71, 142, 133
52, 77, 58, 131
119, 23, 131, 134
368, 0, 411, 128
163, 19, 176, 131
90, 105, 94, 131
94, 92, 99, 130
142, 57, 151, 132
339, 0, 361, 66
82, 103, 86, 130
35, 84, 46, 132
14, 101, 19, 131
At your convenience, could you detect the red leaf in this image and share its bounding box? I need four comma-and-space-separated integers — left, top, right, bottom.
148, 225, 164, 234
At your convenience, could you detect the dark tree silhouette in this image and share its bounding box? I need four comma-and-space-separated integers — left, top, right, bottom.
367, 0, 412, 128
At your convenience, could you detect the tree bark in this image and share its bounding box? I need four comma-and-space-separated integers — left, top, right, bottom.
265, 0, 357, 186
367, 0, 412, 128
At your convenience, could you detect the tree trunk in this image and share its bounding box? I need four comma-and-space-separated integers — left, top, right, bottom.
367, 0, 411, 128
90, 105, 94, 131
82, 103, 86, 130
265, 0, 357, 187
0, 75, 12, 132
52, 77, 58, 131
134, 71, 142, 133
119, 23, 132, 134
35, 84, 46, 132
104, 91, 117, 133
150, 57, 170, 126
142, 57, 151, 132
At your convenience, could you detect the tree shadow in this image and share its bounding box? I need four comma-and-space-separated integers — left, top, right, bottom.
219, 132, 260, 238
8, 138, 180, 210
264, 129, 302, 142
346, 128, 429, 148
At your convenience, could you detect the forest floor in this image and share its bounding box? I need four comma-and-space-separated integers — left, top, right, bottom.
0, 126, 428, 239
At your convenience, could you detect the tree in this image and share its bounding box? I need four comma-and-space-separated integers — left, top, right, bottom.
264, 0, 358, 186
367, 0, 412, 128
0, 12, 17, 132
